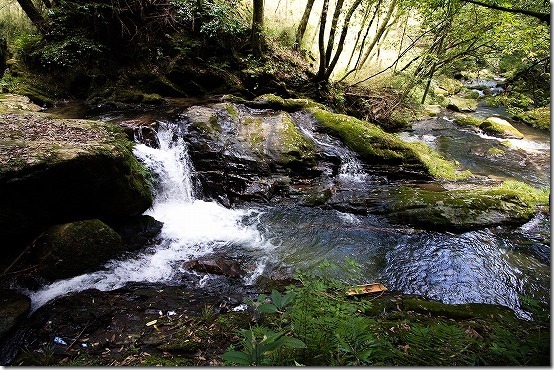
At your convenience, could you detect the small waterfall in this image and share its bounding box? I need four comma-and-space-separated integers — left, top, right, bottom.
27, 121, 272, 311
136, 122, 195, 203
293, 112, 368, 183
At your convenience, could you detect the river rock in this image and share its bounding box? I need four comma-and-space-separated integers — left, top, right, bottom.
377, 181, 548, 231
0, 290, 30, 342
479, 116, 524, 139
181, 101, 318, 204
113, 215, 164, 252
184, 258, 243, 277
446, 96, 478, 112
0, 109, 153, 243
33, 219, 125, 281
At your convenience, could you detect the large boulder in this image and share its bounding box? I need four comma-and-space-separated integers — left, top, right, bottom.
0, 110, 153, 241
181, 100, 319, 203
446, 96, 478, 112
33, 219, 125, 281
307, 107, 472, 180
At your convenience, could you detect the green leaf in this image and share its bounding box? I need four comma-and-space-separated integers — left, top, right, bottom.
222, 350, 252, 365
283, 336, 307, 349
271, 290, 284, 308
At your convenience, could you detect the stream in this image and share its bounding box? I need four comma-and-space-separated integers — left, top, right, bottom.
26, 101, 550, 321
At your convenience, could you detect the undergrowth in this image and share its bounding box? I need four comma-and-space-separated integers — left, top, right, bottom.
223, 259, 550, 366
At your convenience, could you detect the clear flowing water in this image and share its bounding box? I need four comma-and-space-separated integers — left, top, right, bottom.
27, 122, 275, 310
26, 108, 550, 319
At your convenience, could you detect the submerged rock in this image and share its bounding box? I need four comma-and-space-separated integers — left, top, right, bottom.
184, 258, 243, 278
33, 219, 125, 281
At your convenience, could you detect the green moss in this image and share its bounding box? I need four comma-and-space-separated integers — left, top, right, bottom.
453, 113, 482, 127
480, 117, 524, 139
308, 107, 471, 180
243, 117, 264, 151
225, 102, 239, 119
253, 93, 325, 111
406, 142, 472, 180
489, 180, 549, 207
35, 219, 125, 280
512, 105, 550, 131
385, 180, 549, 230
277, 112, 315, 162
487, 147, 505, 156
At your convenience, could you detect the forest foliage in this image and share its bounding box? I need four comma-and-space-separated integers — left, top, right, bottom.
0, 0, 550, 119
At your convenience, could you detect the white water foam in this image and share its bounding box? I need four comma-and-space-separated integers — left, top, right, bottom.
27, 121, 274, 311
475, 131, 550, 153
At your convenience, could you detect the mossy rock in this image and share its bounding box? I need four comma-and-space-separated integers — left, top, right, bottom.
446, 96, 478, 112
380, 180, 548, 231
0, 111, 153, 239
436, 76, 463, 95
0, 93, 42, 113
0, 290, 31, 342
308, 107, 471, 180
34, 219, 124, 280
453, 113, 482, 127
249, 93, 325, 111
479, 117, 524, 139
512, 105, 550, 131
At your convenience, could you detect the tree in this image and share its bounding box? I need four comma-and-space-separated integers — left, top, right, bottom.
316, 0, 365, 82
16, 0, 48, 33
251, 0, 264, 56
295, 0, 316, 50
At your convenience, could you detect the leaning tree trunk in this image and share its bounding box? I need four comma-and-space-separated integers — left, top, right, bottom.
295, 0, 316, 50
16, 0, 47, 33
251, 0, 265, 56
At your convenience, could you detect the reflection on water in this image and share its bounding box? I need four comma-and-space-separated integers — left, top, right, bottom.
258, 205, 550, 319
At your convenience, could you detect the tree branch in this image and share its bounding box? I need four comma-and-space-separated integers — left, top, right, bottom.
461, 0, 550, 25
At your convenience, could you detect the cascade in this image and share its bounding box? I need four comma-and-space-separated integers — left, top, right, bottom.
27, 121, 272, 311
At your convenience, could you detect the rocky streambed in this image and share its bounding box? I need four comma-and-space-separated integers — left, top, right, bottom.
0, 93, 549, 365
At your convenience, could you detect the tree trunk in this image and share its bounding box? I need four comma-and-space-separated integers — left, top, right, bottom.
295, 0, 316, 50
324, 0, 364, 80
316, 0, 330, 81
357, 0, 397, 69
251, 0, 265, 56
324, 0, 345, 67
16, 0, 47, 33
